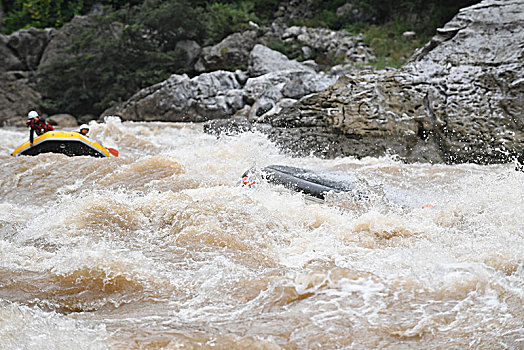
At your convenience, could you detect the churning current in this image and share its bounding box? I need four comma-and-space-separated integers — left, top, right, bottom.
0, 118, 523, 349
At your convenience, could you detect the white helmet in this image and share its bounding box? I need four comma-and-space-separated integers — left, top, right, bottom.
80, 124, 89, 130
27, 110, 38, 119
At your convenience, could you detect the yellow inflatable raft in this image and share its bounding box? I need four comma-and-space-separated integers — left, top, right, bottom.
12, 131, 118, 158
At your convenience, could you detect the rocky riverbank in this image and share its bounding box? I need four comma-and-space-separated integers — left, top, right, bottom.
108, 0, 523, 164
0, 17, 374, 127
1, 0, 522, 164
263, 0, 524, 164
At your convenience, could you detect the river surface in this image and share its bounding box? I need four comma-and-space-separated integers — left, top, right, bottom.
0, 118, 523, 349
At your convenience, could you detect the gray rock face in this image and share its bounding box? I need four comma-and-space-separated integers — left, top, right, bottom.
103, 44, 339, 124
7, 27, 54, 71
0, 35, 24, 72
267, 0, 524, 164
280, 26, 376, 67
0, 20, 102, 125
47, 113, 78, 127
0, 79, 41, 126
39, 15, 101, 69
248, 44, 315, 77
103, 71, 244, 122
0, 30, 43, 125
243, 69, 337, 120
175, 40, 202, 67
195, 31, 258, 72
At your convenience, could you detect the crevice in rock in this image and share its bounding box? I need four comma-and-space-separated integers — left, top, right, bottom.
417, 123, 429, 141
423, 93, 451, 162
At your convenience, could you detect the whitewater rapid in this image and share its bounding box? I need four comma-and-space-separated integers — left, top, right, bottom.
0, 118, 522, 349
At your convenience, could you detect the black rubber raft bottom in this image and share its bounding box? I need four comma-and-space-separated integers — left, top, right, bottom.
242, 165, 368, 200
20, 140, 106, 157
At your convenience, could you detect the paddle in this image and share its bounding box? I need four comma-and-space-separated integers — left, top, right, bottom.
107, 148, 119, 157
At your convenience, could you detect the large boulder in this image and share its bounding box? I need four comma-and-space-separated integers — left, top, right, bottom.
242, 45, 337, 122
266, 0, 524, 164
38, 15, 103, 69
0, 35, 24, 72
195, 30, 258, 73
7, 27, 54, 71
47, 113, 78, 127
175, 40, 202, 67
0, 28, 47, 125
280, 26, 376, 67
104, 44, 341, 124
102, 71, 244, 122
248, 44, 315, 77
0, 78, 41, 126
244, 69, 336, 106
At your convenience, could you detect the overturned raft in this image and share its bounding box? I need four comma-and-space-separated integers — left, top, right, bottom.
242, 165, 367, 200
12, 131, 117, 158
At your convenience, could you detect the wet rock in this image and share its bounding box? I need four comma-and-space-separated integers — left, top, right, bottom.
203, 116, 252, 136
48, 113, 78, 127
266, 0, 524, 164
250, 96, 279, 120
256, 98, 297, 123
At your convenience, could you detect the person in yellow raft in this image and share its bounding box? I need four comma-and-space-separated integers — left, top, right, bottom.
26, 110, 54, 145
75, 123, 120, 157
77, 124, 90, 137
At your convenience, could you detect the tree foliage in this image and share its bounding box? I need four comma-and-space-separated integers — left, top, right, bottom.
34, 0, 264, 116
203, 1, 258, 44
37, 4, 191, 116
1, 0, 143, 34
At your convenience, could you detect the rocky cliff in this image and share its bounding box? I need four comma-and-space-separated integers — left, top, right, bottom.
101, 36, 371, 123
2, 0, 522, 164
0, 27, 53, 124
266, 0, 524, 164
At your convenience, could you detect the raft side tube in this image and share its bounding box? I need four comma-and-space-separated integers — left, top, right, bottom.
242, 165, 368, 200
265, 168, 340, 199
12, 131, 115, 157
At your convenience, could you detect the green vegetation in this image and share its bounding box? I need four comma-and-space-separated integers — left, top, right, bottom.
1, 0, 480, 116
1, 0, 142, 33
362, 20, 427, 70
295, 0, 480, 69
203, 2, 258, 44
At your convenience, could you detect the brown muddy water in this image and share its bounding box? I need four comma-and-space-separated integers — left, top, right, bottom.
0, 118, 523, 349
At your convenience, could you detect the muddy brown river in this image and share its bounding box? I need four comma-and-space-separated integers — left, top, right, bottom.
0, 118, 522, 349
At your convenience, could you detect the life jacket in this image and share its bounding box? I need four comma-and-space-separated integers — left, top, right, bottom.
26, 116, 54, 136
